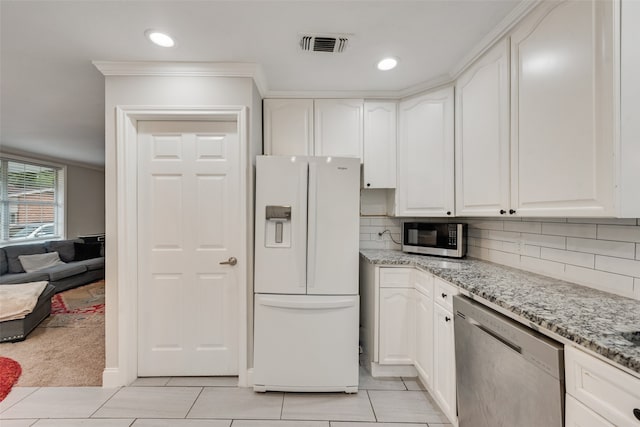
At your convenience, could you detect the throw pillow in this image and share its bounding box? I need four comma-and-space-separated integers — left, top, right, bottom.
18, 252, 65, 273
74, 242, 102, 261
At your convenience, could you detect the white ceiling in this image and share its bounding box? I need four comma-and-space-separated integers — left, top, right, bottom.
0, 0, 525, 168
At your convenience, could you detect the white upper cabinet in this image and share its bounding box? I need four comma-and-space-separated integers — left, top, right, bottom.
397, 87, 455, 217
455, 39, 511, 217
363, 101, 397, 188
510, 0, 616, 217
314, 99, 364, 160
263, 99, 314, 156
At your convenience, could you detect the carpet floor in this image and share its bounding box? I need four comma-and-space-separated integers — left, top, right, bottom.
0, 280, 105, 387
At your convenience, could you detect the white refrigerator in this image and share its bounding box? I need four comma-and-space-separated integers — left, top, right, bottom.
253, 155, 360, 393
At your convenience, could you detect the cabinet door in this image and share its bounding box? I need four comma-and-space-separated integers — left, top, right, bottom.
398, 87, 455, 217
433, 303, 457, 424
414, 290, 434, 390
263, 99, 314, 156
379, 288, 415, 365
565, 395, 614, 427
364, 101, 397, 188
314, 99, 363, 160
456, 39, 510, 217
510, 1, 615, 217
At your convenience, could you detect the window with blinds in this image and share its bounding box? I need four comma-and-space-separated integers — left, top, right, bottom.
0, 157, 65, 244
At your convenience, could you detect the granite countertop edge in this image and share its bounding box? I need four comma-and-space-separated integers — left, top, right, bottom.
360, 249, 640, 376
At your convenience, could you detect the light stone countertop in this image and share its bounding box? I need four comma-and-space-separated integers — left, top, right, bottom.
360, 249, 640, 376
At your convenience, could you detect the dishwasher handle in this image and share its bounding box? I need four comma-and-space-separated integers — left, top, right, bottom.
462, 313, 522, 354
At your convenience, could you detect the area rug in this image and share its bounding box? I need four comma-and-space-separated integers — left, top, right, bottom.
0, 280, 105, 387
0, 356, 22, 402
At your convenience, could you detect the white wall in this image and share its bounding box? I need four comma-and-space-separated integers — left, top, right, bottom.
66, 164, 105, 239
103, 75, 259, 385
360, 214, 640, 301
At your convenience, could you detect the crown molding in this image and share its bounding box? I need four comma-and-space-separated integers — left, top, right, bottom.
92, 61, 269, 96
264, 89, 400, 100
450, 0, 542, 80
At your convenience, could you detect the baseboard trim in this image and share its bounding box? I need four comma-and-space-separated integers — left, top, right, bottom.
102, 367, 122, 388
244, 368, 254, 388
370, 362, 418, 378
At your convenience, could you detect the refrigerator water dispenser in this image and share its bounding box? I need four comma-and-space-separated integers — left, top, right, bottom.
265, 205, 292, 247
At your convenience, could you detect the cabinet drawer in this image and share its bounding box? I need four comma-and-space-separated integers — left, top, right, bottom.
565, 345, 640, 426
414, 269, 434, 299
566, 394, 614, 427
434, 277, 458, 311
379, 267, 413, 288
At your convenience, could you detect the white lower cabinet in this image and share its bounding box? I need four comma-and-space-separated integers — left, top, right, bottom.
433, 294, 458, 424
565, 345, 640, 426
414, 284, 434, 389
566, 395, 614, 427
379, 287, 415, 365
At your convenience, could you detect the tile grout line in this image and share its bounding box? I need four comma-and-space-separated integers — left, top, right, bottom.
279, 391, 285, 420
365, 389, 378, 423
0, 387, 41, 415
184, 386, 206, 419
87, 386, 122, 418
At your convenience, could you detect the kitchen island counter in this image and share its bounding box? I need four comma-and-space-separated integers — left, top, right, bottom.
360, 249, 640, 376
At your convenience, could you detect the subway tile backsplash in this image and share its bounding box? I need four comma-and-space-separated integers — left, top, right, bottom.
360, 216, 640, 301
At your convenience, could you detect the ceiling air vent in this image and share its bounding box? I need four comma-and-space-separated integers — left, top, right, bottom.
299, 34, 350, 53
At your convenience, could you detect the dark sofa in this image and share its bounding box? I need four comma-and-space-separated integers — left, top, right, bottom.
0, 239, 104, 342
0, 239, 105, 292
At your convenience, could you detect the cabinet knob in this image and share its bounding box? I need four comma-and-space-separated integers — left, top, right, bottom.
366, 183, 371, 187
441, 293, 447, 299
446, 211, 451, 216
509, 209, 516, 215
634, 408, 640, 421
500, 209, 506, 215
445, 316, 451, 322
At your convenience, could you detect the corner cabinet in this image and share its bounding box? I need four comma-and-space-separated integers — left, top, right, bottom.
510, 0, 616, 217
455, 39, 510, 217
363, 101, 397, 189
359, 258, 459, 426
397, 87, 455, 217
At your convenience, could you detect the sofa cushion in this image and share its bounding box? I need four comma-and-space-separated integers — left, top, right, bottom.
46, 240, 78, 263
4, 244, 47, 274
70, 257, 105, 272
0, 271, 50, 285
74, 242, 102, 261
40, 263, 87, 282
0, 248, 7, 275
18, 252, 65, 273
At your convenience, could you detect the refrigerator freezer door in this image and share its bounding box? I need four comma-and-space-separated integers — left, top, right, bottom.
254, 156, 308, 294
253, 294, 359, 392
307, 157, 360, 295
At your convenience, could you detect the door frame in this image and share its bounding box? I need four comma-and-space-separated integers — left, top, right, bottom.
108, 105, 248, 387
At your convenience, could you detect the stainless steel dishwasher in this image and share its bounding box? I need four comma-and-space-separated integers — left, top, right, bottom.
453, 295, 564, 427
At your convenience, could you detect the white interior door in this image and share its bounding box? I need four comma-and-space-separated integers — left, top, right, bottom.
137, 120, 240, 377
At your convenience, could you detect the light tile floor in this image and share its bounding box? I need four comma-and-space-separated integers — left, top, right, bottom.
0, 370, 452, 427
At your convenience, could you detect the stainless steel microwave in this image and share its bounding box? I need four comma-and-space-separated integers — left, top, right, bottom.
402, 222, 467, 258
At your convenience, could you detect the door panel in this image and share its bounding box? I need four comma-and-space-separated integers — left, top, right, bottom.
137, 120, 239, 377
308, 157, 360, 295
254, 156, 308, 295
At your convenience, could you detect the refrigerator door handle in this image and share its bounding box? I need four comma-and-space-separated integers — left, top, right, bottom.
307, 161, 318, 290
258, 297, 356, 310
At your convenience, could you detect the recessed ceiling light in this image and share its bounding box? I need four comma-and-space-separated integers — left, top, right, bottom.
377, 57, 398, 71
145, 30, 175, 47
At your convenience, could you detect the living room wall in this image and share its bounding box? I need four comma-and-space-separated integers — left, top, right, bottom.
66, 164, 105, 239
